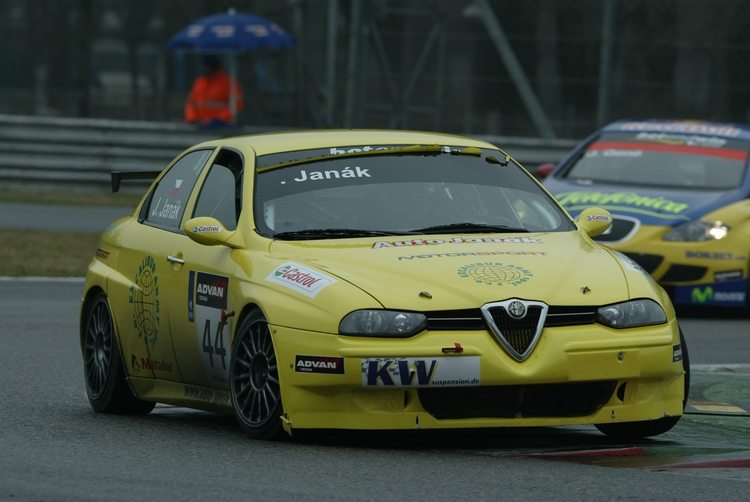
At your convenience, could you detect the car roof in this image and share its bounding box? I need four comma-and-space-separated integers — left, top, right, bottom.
191, 129, 497, 156
602, 119, 750, 141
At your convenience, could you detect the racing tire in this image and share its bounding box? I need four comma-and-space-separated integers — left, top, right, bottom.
230, 310, 285, 440
595, 329, 690, 439
82, 292, 155, 414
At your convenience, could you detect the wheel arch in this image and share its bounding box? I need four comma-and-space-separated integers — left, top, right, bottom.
232, 302, 263, 346
80, 285, 107, 350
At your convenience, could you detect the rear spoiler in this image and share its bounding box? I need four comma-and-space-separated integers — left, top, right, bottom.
111, 170, 161, 192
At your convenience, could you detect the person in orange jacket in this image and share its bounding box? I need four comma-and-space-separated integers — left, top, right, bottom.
184, 55, 244, 126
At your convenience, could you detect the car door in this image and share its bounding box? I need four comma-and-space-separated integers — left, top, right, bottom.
167, 148, 245, 389
112, 148, 213, 383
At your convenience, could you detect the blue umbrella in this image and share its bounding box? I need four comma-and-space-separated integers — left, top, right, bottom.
167, 9, 295, 52
167, 9, 295, 124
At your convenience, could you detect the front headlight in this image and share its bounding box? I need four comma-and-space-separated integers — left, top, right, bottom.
339, 310, 427, 337
662, 220, 729, 241
595, 299, 667, 329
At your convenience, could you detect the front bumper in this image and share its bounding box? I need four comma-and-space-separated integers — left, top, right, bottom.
270, 321, 685, 432
606, 225, 748, 307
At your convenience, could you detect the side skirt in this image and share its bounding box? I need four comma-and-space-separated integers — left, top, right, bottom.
127, 376, 233, 415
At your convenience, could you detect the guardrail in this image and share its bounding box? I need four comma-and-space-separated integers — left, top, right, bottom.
0, 114, 578, 192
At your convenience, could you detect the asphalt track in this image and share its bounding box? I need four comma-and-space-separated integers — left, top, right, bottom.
1, 279, 749, 501
0, 201, 132, 232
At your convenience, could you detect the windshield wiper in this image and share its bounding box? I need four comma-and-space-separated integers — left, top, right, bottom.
410, 222, 529, 234
272, 228, 413, 240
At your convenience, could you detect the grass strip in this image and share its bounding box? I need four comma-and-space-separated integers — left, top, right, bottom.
0, 229, 100, 277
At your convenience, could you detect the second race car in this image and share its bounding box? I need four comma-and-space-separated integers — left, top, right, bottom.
542, 119, 750, 309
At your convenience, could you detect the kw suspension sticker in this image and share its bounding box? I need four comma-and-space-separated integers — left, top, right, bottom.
361, 357, 480, 387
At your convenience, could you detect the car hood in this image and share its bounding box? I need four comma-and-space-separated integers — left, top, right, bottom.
544, 178, 739, 226
268, 232, 632, 310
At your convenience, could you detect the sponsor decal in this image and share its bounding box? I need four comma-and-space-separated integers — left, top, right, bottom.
295, 355, 345, 374
266, 262, 335, 298
192, 225, 222, 233
585, 214, 612, 222
398, 250, 547, 260
95, 248, 110, 260
675, 281, 748, 306
690, 286, 746, 305
330, 146, 392, 155
673, 344, 683, 363
635, 132, 727, 148
184, 385, 231, 406
130, 354, 141, 373
195, 273, 231, 385
139, 357, 174, 373
362, 356, 480, 387
196, 273, 228, 308
457, 262, 532, 286
329, 145, 458, 156
585, 148, 643, 159
129, 255, 160, 347
555, 191, 689, 216
188, 270, 195, 322
715, 269, 744, 282
282, 166, 371, 184
586, 141, 747, 161
169, 179, 183, 198
126, 356, 176, 378
373, 236, 541, 249
690, 287, 711, 304
150, 196, 183, 221
685, 251, 736, 261
618, 122, 744, 139
614, 252, 647, 275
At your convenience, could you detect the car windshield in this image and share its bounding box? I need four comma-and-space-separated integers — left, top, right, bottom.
253, 146, 574, 239
563, 131, 749, 190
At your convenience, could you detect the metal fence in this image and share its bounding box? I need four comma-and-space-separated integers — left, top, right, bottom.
1, 0, 749, 140
0, 114, 577, 192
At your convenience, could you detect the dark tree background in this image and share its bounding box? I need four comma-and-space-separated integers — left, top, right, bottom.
0, 0, 748, 139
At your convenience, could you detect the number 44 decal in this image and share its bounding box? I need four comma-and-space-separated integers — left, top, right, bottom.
202, 310, 235, 369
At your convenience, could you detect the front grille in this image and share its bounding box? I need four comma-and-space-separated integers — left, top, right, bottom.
426, 309, 485, 330
544, 306, 596, 326
426, 306, 595, 331
418, 382, 617, 419
484, 305, 543, 356
594, 218, 636, 242
623, 252, 664, 274
660, 264, 708, 282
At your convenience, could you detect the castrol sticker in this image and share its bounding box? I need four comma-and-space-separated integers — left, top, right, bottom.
266, 262, 336, 298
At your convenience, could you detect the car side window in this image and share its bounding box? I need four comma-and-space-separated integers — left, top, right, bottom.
144, 149, 212, 229
193, 149, 243, 231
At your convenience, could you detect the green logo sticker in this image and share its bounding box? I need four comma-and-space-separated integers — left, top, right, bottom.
457, 262, 532, 286
129, 255, 160, 347
275, 265, 291, 277
691, 286, 713, 304
555, 191, 690, 220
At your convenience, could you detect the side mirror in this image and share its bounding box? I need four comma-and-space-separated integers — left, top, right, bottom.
183, 217, 243, 248
535, 162, 556, 179
576, 207, 613, 237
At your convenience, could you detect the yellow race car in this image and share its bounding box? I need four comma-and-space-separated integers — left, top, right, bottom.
80, 130, 687, 440
542, 120, 750, 309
